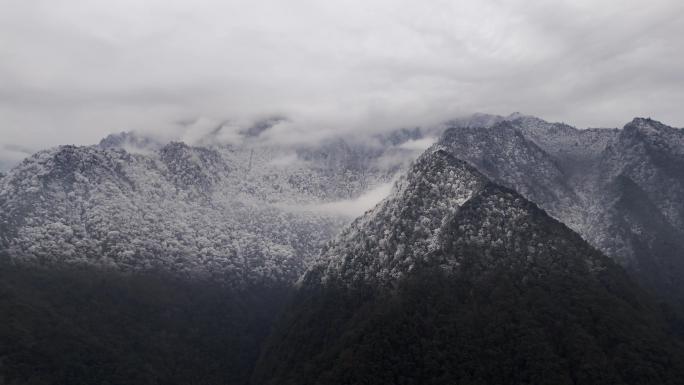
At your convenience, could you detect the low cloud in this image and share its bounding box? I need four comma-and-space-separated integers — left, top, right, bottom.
0, 143, 34, 170
399, 137, 438, 151
291, 181, 396, 218
1, 0, 684, 169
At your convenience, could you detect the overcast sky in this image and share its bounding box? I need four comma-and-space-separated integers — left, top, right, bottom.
1, 0, 683, 169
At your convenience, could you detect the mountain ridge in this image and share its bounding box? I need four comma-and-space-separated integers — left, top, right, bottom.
0, 127, 432, 287
254, 141, 684, 385
2, 113, 683, 294
439, 115, 684, 301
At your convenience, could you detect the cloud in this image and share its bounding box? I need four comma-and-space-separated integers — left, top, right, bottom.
293, 181, 396, 218
0, 144, 33, 170
399, 137, 438, 151
1, 0, 683, 169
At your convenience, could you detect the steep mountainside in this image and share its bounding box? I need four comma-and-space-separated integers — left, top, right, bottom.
440, 115, 684, 301
0, 129, 432, 287
254, 148, 684, 385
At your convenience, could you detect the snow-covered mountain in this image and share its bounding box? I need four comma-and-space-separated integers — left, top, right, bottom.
0, 128, 432, 287
254, 146, 684, 384
2, 113, 684, 297
311, 148, 490, 285
307, 147, 613, 288
440, 114, 684, 300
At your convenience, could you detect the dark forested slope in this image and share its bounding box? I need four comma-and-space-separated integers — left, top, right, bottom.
0, 264, 292, 385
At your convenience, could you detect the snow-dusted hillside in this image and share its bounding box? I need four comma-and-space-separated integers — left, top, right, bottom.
313, 148, 488, 285
441, 115, 684, 300
0, 129, 432, 287
310, 146, 608, 287
3, 113, 683, 296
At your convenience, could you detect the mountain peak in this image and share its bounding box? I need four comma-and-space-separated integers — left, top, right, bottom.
621, 117, 684, 137
413, 146, 474, 170
629, 116, 658, 124
625, 117, 666, 132
311, 147, 494, 285
507, 113, 545, 123
620, 117, 684, 155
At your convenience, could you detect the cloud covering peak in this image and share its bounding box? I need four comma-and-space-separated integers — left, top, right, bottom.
1, 0, 683, 169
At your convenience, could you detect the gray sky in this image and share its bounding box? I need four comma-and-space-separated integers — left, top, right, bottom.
1, 0, 684, 169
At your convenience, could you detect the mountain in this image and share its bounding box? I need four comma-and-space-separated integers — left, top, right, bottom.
3, 114, 684, 384
0, 129, 435, 287
99, 131, 163, 153
0, 144, 317, 286
253, 148, 684, 385
0, 126, 441, 384
439, 115, 684, 302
